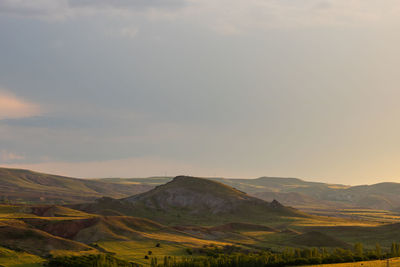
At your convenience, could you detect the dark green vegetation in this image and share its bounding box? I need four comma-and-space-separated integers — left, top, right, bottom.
47, 254, 138, 267
2, 168, 400, 266
150, 243, 393, 267
0, 167, 152, 204
42, 243, 400, 267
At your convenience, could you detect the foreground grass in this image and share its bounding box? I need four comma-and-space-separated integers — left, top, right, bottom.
306, 257, 400, 266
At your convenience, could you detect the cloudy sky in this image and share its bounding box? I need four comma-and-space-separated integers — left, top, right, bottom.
0, 0, 400, 184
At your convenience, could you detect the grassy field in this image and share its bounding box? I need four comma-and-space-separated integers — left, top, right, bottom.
0, 246, 44, 267
97, 240, 187, 266
301, 208, 400, 224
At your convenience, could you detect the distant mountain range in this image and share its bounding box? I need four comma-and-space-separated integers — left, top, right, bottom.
2, 167, 400, 212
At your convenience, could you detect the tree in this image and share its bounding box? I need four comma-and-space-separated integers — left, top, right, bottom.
391, 242, 399, 257
354, 243, 364, 258
375, 243, 382, 258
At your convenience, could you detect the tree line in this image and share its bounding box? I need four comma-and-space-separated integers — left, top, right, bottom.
151, 242, 400, 267
45, 242, 400, 266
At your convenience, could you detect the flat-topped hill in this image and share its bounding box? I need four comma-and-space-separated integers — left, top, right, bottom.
75, 176, 307, 226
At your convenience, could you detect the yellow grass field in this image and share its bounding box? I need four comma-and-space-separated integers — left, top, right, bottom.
307, 257, 400, 267
97, 240, 186, 266
0, 246, 44, 267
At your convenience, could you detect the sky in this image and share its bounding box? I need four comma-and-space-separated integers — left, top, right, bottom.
0, 0, 400, 184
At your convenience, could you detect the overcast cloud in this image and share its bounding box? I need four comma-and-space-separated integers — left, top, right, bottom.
0, 0, 400, 184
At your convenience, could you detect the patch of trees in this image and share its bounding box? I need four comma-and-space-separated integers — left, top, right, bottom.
45, 242, 400, 267
47, 254, 139, 267
151, 243, 400, 267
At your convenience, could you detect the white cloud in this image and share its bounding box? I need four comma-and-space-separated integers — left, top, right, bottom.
0, 0, 69, 20
1, 0, 399, 33
182, 0, 400, 34
0, 150, 25, 162
67, 0, 184, 9
119, 27, 139, 38
0, 0, 185, 20
0, 90, 41, 120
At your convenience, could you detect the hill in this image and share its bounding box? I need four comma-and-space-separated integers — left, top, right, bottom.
22, 215, 167, 244
212, 178, 400, 211
253, 191, 321, 207
74, 176, 307, 226
103, 176, 400, 212
4, 166, 400, 212
4, 166, 400, 221
99, 176, 351, 209
0, 220, 94, 257
0, 167, 152, 204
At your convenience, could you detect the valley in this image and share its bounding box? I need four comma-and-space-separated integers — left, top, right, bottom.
1, 168, 400, 266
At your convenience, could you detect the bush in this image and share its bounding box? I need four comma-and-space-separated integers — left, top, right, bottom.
186, 248, 193, 255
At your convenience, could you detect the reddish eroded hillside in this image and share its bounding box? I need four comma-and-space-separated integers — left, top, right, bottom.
23, 215, 167, 244
26, 205, 92, 217
0, 220, 93, 256
23, 217, 99, 239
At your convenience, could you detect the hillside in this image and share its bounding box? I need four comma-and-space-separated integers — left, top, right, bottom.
0, 167, 152, 204
99, 176, 350, 208
253, 191, 321, 207
101, 176, 400, 212
74, 176, 307, 225
0, 202, 393, 266
212, 178, 400, 211
4, 166, 400, 218
0, 220, 94, 257
4, 166, 400, 212
124, 176, 259, 214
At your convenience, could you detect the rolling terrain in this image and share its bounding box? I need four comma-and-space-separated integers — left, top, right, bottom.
4, 167, 400, 215
2, 168, 400, 266
0, 167, 152, 204
100, 176, 400, 219
73, 176, 308, 225
0, 200, 388, 267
